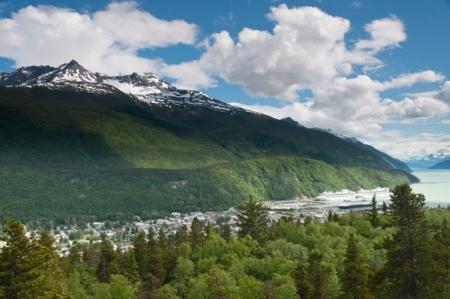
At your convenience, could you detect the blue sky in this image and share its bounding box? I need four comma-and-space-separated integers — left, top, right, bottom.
0, 0, 449, 158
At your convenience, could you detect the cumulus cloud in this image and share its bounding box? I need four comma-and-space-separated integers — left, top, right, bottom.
368, 132, 450, 159
164, 5, 351, 99
1, 2, 447, 159
233, 71, 449, 140
163, 6, 417, 97
160, 4, 448, 158
382, 97, 449, 119
0, 1, 198, 74
380, 71, 444, 90
436, 81, 450, 103
355, 16, 406, 53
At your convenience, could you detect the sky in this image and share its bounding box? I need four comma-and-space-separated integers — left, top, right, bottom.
0, 0, 449, 159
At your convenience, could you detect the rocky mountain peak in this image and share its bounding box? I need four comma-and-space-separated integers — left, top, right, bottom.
0, 60, 245, 114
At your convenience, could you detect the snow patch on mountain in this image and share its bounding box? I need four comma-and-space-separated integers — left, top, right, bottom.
0, 60, 248, 114
413, 148, 450, 162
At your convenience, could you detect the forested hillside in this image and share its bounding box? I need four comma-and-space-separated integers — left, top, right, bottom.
0, 185, 448, 298
0, 87, 415, 221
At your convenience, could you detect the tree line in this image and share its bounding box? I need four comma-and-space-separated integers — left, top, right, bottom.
0, 183, 449, 298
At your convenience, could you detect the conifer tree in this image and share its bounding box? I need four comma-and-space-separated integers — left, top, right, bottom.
158, 228, 168, 250
158, 228, 175, 282
147, 225, 165, 283
307, 250, 340, 299
378, 184, 433, 298
140, 273, 161, 299
237, 199, 268, 243
118, 250, 140, 284
190, 217, 205, 248
367, 195, 379, 227
207, 267, 234, 299
293, 252, 311, 299
342, 234, 369, 299
37, 231, 64, 288
133, 230, 148, 280
175, 225, 189, 246
432, 218, 450, 298
68, 242, 83, 265
219, 223, 232, 241
0, 219, 64, 298
0, 219, 29, 298
96, 233, 119, 283
205, 222, 215, 238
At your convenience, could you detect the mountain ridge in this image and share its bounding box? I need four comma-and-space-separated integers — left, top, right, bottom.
0, 60, 248, 114
406, 148, 450, 169
430, 160, 450, 170
0, 60, 416, 221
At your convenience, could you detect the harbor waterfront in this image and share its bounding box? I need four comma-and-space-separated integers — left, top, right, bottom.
7, 187, 390, 256
411, 170, 450, 206
264, 187, 390, 214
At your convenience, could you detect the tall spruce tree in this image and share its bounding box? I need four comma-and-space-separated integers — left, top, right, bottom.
133, 231, 148, 280
147, 225, 165, 283
432, 218, 450, 298
175, 225, 189, 246
0, 219, 64, 298
382, 201, 388, 214
118, 249, 140, 284
378, 184, 433, 298
237, 199, 268, 243
293, 251, 311, 299
367, 195, 379, 227
190, 217, 205, 249
307, 250, 340, 299
96, 233, 119, 283
342, 234, 369, 299
219, 223, 232, 241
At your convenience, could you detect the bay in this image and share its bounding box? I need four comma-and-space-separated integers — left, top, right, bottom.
411, 170, 450, 206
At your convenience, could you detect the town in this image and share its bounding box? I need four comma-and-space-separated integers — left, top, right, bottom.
15, 188, 390, 256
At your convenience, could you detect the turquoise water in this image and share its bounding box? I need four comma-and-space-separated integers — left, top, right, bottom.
411, 170, 450, 205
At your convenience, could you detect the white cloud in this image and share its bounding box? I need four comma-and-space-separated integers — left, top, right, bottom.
437, 81, 450, 103
368, 132, 450, 159
380, 71, 444, 90
0, 1, 198, 74
355, 16, 406, 53
382, 96, 449, 119
159, 5, 448, 154
164, 5, 351, 99
162, 61, 216, 90
164, 6, 418, 98
231, 70, 449, 141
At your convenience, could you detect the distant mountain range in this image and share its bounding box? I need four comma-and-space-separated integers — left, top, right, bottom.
0, 59, 238, 113
430, 160, 450, 170
0, 60, 416, 221
406, 148, 450, 169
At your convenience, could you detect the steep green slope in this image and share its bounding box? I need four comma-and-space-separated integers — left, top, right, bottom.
0, 157, 411, 221
0, 87, 402, 170
343, 138, 412, 173
0, 87, 415, 221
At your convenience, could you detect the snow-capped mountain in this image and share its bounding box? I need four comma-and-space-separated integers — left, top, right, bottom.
406, 148, 450, 169
418, 148, 450, 162
0, 60, 242, 113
